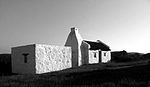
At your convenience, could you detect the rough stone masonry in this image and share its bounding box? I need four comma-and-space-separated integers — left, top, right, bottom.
12, 44, 71, 74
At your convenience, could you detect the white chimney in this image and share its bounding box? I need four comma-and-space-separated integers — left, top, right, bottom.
65, 27, 83, 67
71, 27, 78, 32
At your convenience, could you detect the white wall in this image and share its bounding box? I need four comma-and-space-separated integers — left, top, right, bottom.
89, 50, 99, 64
35, 44, 72, 74
11, 44, 35, 74
65, 27, 83, 67
101, 51, 111, 63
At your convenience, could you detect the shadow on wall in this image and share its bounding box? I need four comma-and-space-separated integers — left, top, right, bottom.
0, 54, 12, 75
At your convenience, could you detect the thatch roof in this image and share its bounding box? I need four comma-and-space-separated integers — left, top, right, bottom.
84, 40, 110, 51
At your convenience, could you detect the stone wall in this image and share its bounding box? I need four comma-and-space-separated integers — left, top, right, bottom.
35, 44, 71, 74
11, 44, 35, 74
89, 50, 99, 64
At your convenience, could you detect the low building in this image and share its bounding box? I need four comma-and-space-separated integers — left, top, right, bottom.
11, 44, 71, 74
65, 27, 111, 66
84, 40, 111, 63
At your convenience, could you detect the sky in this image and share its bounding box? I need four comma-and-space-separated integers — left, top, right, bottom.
0, 0, 150, 53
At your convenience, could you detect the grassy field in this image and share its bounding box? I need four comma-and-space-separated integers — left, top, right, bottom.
0, 61, 150, 87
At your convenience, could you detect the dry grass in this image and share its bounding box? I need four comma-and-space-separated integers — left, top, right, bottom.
0, 62, 150, 87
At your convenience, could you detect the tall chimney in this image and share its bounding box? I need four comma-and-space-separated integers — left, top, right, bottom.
65, 27, 83, 67
71, 27, 78, 32
97, 40, 101, 43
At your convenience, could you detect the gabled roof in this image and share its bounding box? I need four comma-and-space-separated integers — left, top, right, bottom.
84, 40, 110, 51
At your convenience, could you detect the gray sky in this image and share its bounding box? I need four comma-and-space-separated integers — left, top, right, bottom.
0, 0, 150, 53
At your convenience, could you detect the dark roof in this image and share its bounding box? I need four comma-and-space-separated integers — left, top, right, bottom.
84, 40, 110, 51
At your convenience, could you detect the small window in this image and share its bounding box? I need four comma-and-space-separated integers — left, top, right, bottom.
104, 53, 106, 56
22, 53, 29, 63
94, 52, 97, 58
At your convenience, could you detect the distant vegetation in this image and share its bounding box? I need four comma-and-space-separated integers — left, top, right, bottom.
0, 54, 12, 75
111, 50, 150, 63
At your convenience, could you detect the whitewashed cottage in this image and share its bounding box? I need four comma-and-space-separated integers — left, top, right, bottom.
65, 27, 111, 67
